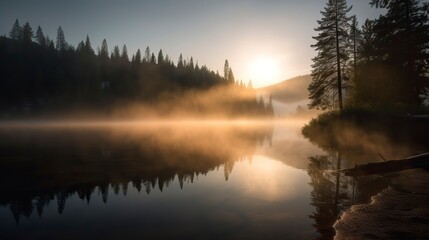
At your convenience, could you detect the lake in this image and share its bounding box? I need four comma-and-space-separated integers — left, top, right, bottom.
0, 120, 400, 239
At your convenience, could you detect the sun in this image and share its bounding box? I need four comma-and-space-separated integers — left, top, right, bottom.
248, 57, 281, 87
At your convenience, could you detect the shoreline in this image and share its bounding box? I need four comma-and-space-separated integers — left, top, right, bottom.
334, 169, 429, 239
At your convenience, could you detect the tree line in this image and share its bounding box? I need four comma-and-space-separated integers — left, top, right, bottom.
309, 0, 429, 112
0, 20, 273, 118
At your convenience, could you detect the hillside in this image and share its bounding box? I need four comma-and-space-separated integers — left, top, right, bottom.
258, 75, 311, 104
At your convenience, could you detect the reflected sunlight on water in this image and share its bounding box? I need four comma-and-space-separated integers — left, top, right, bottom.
230, 155, 308, 201
0, 120, 324, 239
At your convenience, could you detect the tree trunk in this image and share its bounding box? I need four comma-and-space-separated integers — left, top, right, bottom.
343, 153, 429, 177
335, 0, 344, 112
353, 17, 357, 86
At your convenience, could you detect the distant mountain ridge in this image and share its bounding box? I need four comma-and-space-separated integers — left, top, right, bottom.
258, 75, 311, 104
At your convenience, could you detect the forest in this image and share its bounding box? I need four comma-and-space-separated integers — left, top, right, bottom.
0, 21, 273, 119
309, 0, 429, 112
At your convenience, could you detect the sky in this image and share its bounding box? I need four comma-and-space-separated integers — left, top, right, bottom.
0, 0, 383, 88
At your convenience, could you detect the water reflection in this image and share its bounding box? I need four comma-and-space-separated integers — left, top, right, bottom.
307, 151, 394, 240
1, 120, 345, 239
0, 124, 273, 223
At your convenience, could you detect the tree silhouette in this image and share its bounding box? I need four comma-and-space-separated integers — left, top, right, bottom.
84, 35, 94, 55
0, 19, 273, 118
35, 26, 45, 46
372, 0, 429, 105
134, 48, 142, 63
309, 0, 352, 111
189, 57, 194, 69
9, 19, 21, 40
224, 59, 230, 81
76, 41, 85, 52
353, 0, 429, 106
157, 49, 164, 64
228, 68, 235, 84
99, 39, 109, 59
113, 45, 120, 60
150, 53, 156, 64
56, 26, 67, 52
21, 22, 34, 43
178, 53, 184, 68
121, 44, 129, 62
144, 46, 150, 63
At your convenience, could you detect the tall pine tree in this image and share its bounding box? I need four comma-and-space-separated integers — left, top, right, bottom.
35, 26, 45, 46
309, 0, 352, 111
144, 47, 151, 63
224, 59, 230, 81
56, 26, 67, 52
178, 54, 184, 68
112, 45, 120, 60
134, 49, 142, 63
121, 45, 129, 62
9, 19, 21, 40
157, 49, 164, 64
100, 39, 109, 59
21, 22, 34, 43
85, 35, 94, 55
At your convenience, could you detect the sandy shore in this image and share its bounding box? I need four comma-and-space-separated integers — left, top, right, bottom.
334, 169, 429, 239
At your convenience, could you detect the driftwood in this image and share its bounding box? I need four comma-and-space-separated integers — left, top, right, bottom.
343, 153, 429, 177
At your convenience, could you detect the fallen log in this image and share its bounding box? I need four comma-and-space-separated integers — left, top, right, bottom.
343, 153, 429, 177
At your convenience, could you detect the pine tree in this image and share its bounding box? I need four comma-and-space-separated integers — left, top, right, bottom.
309, 0, 352, 111
134, 49, 142, 63
56, 26, 67, 52
157, 49, 164, 64
359, 20, 376, 62
21, 22, 34, 43
189, 57, 194, 69
85, 35, 94, 55
228, 68, 235, 83
178, 54, 184, 68
224, 59, 230, 80
35, 26, 45, 46
9, 19, 21, 40
144, 47, 150, 63
150, 53, 156, 64
76, 41, 85, 52
121, 45, 128, 61
113, 45, 120, 60
100, 39, 109, 59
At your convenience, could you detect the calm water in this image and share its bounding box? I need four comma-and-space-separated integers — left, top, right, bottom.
0, 120, 401, 239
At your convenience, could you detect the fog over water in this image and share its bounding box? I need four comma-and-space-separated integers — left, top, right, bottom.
0, 117, 425, 239
0, 119, 324, 239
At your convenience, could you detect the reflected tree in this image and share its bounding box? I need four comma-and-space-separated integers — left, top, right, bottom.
308, 152, 349, 240
0, 123, 273, 222
308, 150, 392, 240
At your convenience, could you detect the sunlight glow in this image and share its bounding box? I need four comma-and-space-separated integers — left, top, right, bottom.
248, 58, 282, 88
231, 156, 307, 201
